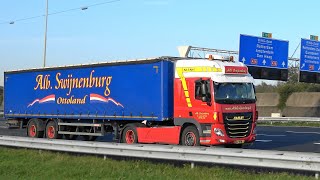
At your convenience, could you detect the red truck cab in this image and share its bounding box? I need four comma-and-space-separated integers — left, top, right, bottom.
136, 54, 257, 147
173, 55, 257, 146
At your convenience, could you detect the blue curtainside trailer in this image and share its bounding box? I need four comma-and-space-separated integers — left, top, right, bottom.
4, 59, 174, 121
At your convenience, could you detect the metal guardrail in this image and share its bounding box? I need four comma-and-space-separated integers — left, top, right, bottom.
258, 117, 320, 123
0, 135, 319, 178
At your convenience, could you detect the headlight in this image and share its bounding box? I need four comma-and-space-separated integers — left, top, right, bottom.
214, 128, 224, 137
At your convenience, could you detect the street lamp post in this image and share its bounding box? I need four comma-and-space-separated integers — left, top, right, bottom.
43, 0, 48, 67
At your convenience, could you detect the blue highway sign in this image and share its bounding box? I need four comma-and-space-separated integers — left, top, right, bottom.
239, 34, 289, 69
300, 39, 320, 72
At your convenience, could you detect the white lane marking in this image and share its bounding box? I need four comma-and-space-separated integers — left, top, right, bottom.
286, 131, 320, 135
255, 140, 272, 142
314, 143, 320, 145
257, 134, 286, 137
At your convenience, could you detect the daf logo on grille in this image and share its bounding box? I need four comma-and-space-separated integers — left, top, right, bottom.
233, 116, 245, 120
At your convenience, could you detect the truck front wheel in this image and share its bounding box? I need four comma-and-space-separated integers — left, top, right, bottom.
180, 126, 200, 146
121, 125, 138, 144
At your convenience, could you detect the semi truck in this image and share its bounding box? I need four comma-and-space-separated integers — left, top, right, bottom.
4, 47, 257, 147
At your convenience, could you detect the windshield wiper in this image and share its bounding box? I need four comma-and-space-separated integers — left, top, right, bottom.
237, 98, 256, 104
215, 99, 235, 104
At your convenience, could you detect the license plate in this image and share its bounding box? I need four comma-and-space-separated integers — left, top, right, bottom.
234, 140, 245, 144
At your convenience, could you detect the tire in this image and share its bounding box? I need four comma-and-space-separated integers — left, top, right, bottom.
121, 125, 138, 144
27, 119, 44, 138
180, 126, 200, 146
46, 120, 62, 139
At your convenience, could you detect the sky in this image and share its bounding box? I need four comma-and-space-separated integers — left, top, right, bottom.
1, 0, 320, 86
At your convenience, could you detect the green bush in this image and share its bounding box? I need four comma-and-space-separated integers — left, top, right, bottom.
277, 84, 297, 110
276, 83, 320, 110
255, 82, 277, 93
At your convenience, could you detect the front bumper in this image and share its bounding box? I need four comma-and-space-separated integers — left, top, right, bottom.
199, 123, 256, 146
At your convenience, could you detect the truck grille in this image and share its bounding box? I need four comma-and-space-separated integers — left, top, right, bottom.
223, 112, 253, 138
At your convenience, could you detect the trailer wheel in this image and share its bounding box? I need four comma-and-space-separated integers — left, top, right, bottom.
181, 126, 199, 146
27, 119, 44, 138
46, 120, 61, 139
121, 125, 138, 144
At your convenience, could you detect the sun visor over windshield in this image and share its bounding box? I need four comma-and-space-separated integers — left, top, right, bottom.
211, 74, 254, 83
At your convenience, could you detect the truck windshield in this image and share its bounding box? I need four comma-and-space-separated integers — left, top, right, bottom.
214, 82, 256, 104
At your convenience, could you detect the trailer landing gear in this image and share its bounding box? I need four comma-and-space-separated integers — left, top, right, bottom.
64, 127, 78, 140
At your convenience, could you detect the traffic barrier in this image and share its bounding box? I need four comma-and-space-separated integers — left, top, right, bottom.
0, 135, 319, 178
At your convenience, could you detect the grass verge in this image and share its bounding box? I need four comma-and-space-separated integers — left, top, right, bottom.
0, 147, 314, 180
258, 121, 320, 127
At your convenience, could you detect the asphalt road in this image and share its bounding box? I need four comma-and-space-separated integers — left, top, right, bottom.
0, 119, 319, 153
248, 126, 320, 153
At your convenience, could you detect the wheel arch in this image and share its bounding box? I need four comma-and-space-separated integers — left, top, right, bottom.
120, 122, 146, 143
174, 118, 203, 136
44, 119, 61, 127
27, 118, 45, 131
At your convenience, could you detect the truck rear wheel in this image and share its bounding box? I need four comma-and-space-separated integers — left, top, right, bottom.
27, 119, 44, 138
46, 120, 61, 139
180, 126, 199, 146
121, 125, 138, 144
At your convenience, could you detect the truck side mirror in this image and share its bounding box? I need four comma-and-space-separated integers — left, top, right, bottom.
201, 83, 207, 96
201, 81, 211, 104
201, 96, 207, 102
195, 79, 211, 104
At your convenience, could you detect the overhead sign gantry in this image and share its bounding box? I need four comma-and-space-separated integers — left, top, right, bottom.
299, 37, 320, 83
239, 34, 289, 81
